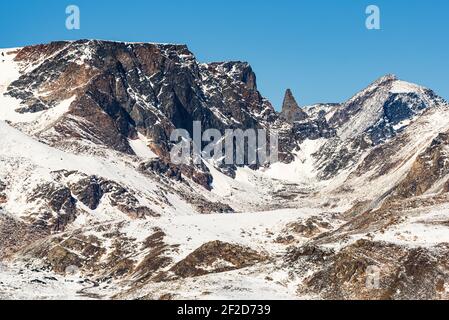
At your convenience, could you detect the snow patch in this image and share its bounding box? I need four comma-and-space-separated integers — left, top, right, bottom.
263, 139, 325, 183
390, 80, 423, 94
129, 133, 157, 160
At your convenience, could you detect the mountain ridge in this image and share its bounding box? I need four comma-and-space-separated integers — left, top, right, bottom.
2, 40, 449, 300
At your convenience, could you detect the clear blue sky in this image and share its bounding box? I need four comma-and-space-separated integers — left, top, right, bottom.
1, 0, 448, 109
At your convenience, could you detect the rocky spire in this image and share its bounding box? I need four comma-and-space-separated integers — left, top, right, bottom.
280, 89, 308, 123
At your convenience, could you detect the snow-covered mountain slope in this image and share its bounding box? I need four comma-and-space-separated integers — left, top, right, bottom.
300, 76, 449, 202
2, 40, 449, 300
329, 74, 446, 142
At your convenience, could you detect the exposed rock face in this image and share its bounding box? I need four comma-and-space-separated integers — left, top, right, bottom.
21, 223, 174, 281
286, 217, 332, 238
138, 157, 213, 190
280, 89, 308, 123
68, 174, 159, 219
6, 168, 161, 234
0, 180, 7, 204
138, 158, 182, 182
26, 183, 78, 232
393, 131, 449, 199
0, 214, 47, 259
6, 40, 276, 161
70, 176, 104, 210
294, 240, 449, 300
134, 230, 172, 281
171, 241, 266, 278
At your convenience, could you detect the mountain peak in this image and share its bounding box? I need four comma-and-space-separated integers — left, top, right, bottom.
283, 89, 299, 108
371, 74, 398, 87
380, 73, 398, 81
280, 89, 308, 123
370, 74, 431, 96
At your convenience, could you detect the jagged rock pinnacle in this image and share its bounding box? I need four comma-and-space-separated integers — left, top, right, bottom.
280, 89, 308, 123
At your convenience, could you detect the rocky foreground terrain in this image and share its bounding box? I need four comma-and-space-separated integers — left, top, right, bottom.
1, 40, 449, 300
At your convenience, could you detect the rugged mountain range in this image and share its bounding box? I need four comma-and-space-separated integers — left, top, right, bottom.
1, 40, 449, 300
